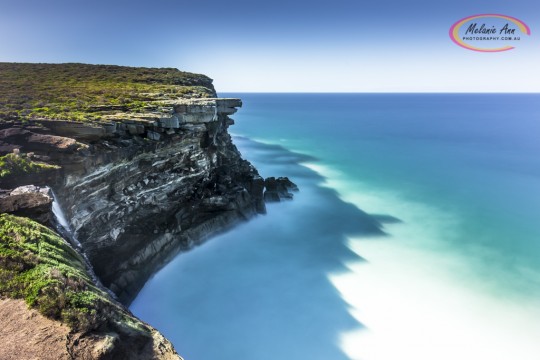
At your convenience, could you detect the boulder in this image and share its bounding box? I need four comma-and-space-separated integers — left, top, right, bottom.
0, 185, 53, 224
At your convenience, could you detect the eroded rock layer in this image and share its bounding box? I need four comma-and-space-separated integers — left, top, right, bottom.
55, 99, 266, 303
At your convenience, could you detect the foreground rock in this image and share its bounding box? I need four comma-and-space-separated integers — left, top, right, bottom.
0, 214, 181, 359
0, 298, 180, 360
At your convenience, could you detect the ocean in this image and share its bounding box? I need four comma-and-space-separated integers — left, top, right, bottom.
131, 93, 540, 360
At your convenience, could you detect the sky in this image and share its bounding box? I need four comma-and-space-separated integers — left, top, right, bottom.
1, 0, 539, 92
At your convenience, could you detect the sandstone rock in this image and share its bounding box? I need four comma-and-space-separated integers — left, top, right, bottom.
159, 116, 181, 128
127, 124, 145, 135
0, 298, 71, 360
0, 295, 184, 360
35, 120, 107, 141
0, 127, 79, 156
0, 185, 53, 223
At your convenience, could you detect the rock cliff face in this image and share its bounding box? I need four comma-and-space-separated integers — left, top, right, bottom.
54, 98, 266, 304
2, 98, 266, 304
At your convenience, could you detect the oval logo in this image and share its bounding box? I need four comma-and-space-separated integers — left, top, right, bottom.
450, 14, 530, 52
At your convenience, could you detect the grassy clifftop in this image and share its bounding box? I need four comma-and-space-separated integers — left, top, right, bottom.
0, 62, 216, 122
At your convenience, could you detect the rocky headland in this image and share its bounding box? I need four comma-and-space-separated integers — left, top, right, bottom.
0, 63, 297, 359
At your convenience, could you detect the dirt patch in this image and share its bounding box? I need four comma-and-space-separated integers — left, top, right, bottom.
0, 298, 71, 360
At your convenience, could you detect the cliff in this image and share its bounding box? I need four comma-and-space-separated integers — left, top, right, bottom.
58, 97, 266, 304
0, 63, 296, 358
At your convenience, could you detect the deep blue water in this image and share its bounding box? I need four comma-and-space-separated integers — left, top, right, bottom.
132, 94, 540, 360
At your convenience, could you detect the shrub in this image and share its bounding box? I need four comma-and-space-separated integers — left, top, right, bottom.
0, 153, 59, 179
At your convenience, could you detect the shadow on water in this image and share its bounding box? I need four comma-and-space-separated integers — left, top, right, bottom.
131, 137, 394, 360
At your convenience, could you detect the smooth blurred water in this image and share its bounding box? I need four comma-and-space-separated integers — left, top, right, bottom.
230, 94, 540, 278
131, 94, 540, 359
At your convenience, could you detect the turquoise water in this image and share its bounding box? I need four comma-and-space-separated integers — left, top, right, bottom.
131, 94, 540, 359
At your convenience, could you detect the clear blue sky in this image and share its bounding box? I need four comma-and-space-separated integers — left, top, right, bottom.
1, 0, 539, 92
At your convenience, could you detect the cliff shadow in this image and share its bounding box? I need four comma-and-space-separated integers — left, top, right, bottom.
131, 137, 391, 360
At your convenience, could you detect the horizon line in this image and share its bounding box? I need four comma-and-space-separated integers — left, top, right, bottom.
218, 91, 540, 94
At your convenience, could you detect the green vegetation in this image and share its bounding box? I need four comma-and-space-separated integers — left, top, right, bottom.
0, 62, 216, 122
0, 214, 116, 331
0, 153, 59, 180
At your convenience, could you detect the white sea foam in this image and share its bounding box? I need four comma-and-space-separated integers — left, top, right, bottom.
302, 161, 540, 360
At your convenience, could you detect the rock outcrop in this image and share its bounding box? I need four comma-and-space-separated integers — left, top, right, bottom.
264, 176, 299, 202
